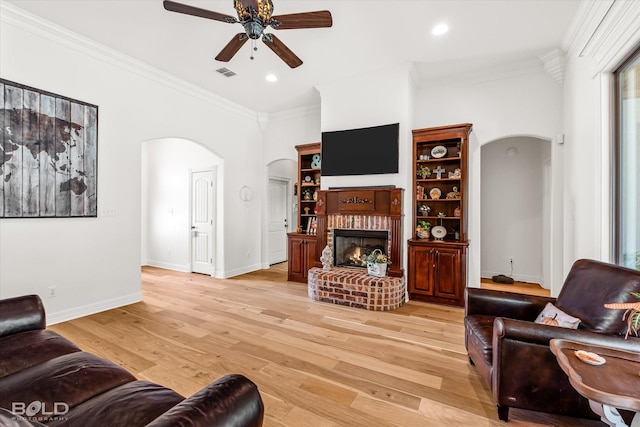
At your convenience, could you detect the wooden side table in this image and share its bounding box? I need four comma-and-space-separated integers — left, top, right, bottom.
550, 339, 640, 427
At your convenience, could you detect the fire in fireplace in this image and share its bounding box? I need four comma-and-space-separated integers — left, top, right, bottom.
333, 229, 389, 268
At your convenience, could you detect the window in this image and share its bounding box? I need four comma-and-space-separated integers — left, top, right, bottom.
616, 46, 640, 270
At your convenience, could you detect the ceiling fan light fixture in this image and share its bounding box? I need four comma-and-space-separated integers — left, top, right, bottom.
234, 0, 274, 23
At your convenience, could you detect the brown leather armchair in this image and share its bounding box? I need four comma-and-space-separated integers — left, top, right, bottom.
465, 259, 640, 421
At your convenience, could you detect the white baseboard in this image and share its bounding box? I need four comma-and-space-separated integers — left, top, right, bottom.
218, 263, 262, 279
145, 260, 191, 273
46, 292, 142, 326
143, 261, 263, 279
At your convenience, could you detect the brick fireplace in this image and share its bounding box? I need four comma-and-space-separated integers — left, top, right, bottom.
308, 187, 405, 311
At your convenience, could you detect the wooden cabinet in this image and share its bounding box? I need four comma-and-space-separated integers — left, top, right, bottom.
287, 142, 320, 283
408, 124, 472, 306
408, 240, 467, 306
287, 233, 317, 283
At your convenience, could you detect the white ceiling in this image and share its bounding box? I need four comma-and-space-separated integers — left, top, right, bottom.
4, 0, 581, 113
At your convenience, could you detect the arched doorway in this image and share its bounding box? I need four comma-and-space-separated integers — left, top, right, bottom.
141, 138, 223, 276
480, 136, 552, 289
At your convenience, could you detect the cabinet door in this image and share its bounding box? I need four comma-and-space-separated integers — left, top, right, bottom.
433, 248, 460, 299
305, 239, 317, 274
410, 247, 434, 295
288, 238, 305, 277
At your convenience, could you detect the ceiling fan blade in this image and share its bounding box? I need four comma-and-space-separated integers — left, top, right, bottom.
262, 34, 303, 68
271, 11, 333, 30
215, 34, 249, 62
163, 0, 235, 23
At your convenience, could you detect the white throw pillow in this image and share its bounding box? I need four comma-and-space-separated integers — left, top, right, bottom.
534, 302, 581, 329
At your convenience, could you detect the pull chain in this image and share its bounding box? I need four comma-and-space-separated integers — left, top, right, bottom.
250, 39, 257, 60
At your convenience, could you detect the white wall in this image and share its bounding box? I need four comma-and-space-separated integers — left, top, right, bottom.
0, 4, 263, 323
562, 0, 640, 275
481, 137, 549, 286
414, 64, 565, 294
262, 106, 321, 166
142, 138, 221, 273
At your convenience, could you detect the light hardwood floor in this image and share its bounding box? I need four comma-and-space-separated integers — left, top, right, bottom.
50, 265, 598, 427
480, 278, 551, 297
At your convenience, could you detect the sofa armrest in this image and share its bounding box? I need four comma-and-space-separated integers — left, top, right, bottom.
0, 295, 46, 339
493, 317, 640, 351
146, 374, 264, 427
465, 288, 556, 320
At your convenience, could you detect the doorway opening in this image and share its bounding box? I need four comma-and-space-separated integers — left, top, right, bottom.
480, 136, 551, 289
142, 138, 222, 276
267, 159, 297, 266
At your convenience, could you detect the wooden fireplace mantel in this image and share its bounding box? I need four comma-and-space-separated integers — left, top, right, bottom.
315, 187, 404, 277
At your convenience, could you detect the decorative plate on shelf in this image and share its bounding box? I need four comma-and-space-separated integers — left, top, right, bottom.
429, 188, 442, 200
431, 225, 447, 240
575, 350, 606, 366
431, 145, 448, 158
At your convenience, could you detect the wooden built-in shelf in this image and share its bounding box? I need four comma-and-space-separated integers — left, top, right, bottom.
409, 123, 472, 307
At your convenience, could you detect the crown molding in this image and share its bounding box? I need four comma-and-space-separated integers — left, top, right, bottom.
561, 0, 614, 56
0, 1, 256, 120
582, 0, 640, 72
539, 49, 567, 84
565, 0, 640, 73
268, 103, 321, 122
418, 56, 546, 89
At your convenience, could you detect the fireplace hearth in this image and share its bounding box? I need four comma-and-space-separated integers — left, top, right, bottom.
333, 229, 388, 268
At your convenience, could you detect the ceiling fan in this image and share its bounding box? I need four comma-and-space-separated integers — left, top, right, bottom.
163, 0, 333, 68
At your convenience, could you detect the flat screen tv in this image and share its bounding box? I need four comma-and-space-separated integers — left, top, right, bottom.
321, 123, 399, 176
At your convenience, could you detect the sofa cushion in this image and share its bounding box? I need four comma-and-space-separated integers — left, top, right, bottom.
46, 381, 184, 427
556, 259, 640, 334
0, 330, 81, 378
0, 352, 135, 419
0, 408, 47, 427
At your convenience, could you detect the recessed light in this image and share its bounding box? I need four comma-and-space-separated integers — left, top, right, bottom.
432, 23, 449, 36
265, 74, 278, 82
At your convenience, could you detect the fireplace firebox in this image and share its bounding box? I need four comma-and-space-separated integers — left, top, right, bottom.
333, 229, 388, 268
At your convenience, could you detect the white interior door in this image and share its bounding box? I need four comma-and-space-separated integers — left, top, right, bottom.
268, 178, 288, 265
191, 169, 214, 275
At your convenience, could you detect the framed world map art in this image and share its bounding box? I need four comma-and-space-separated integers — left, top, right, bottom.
0, 79, 98, 218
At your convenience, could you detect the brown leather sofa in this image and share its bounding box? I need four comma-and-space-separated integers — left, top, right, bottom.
0, 294, 264, 427
465, 259, 640, 421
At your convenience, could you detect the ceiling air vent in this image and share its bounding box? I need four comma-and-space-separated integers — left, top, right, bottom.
216, 67, 236, 77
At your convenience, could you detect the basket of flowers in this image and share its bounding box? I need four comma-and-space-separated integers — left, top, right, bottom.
416, 220, 431, 239
362, 249, 389, 277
